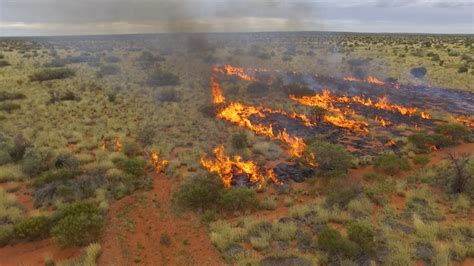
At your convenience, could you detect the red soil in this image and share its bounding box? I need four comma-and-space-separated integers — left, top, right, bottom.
0, 239, 80, 266
97, 174, 223, 266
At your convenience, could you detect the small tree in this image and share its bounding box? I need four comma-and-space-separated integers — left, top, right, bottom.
303, 139, 354, 176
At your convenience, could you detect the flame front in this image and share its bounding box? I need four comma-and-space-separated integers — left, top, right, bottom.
114, 137, 122, 151
200, 145, 266, 188
344, 75, 385, 86
151, 151, 168, 174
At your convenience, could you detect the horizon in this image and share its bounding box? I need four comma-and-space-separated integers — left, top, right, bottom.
1, 0, 473, 36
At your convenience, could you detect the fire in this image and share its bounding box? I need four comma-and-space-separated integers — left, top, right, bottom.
151, 151, 168, 174
211, 75, 225, 104
375, 116, 391, 127
114, 137, 122, 151
216, 102, 307, 157
454, 115, 474, 127
200, 145, 266, 188
386, 139, 397, 146
421, 112, 431, 120
344, 75, 385, 86
430, 145, 439, 151
100, 141, 106, 150
221, 65, 257, 81
367, 76, 385, 86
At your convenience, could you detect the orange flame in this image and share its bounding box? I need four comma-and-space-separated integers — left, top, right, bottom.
216, 102, 306, 157
100, 141, 106, 150
114, 137, 122, 151
151, 151, 168, 174
344, 75, 385, 86
454, 115, 473, 127
386, 139, 397, 146
211, 75, 225, 104
375, 116, 391, 127
222, 65, 257, 81
430, 145, 439, 151
421, 112, 431, 120
200, 145, 266, 188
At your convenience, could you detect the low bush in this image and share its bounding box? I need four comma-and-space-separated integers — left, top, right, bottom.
410, 67, 427, 78
231, 132, 250, 149
0, 60, 11, 67
273, 222, 297, 241
20, 147, 55, 176
119, 158, 145, 177
29, 68, 75, 82
317, 228, 359, 257
96, 65, 120, 77
283, 83, 314, 97
218, 188, 259, 212
32, 168, 77, 188
435, 123, 470, 143
326, 186, 358, 209
373, 154, 410, 175
147, 69, 179, 87
0, 102, 21, 112
408, 132, 453, 153
0, 91, 26, 101
174, 174, 224, 210
0, 164, 25, 182
413, 154, 430, 166
347, 222, 375, 254
304, 139, 354, 176
52, 201, 104, 247
14, 216, 50, 240
0, 188, 24, 224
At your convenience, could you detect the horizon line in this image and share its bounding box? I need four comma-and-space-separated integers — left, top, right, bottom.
1, 29, 473, 38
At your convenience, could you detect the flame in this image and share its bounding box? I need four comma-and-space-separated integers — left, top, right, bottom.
151, 151, 168, 174
222, 65, 257, 81
267, 168, 282, 186
386, 139, 397, 146
216, 102, 306, 157
114, 137, 122, 151
100, 141, 106, 150
344, 75, 385, 86
367, 76, 385, 86
200, 145, 266, 188
211, 75, 225, 104
454, 115, 474, 127
375, 116, 391, 127
430, 145, 439, 151
421, 112, 431, 120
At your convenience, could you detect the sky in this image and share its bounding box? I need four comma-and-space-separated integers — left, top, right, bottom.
0, 0, 473, 36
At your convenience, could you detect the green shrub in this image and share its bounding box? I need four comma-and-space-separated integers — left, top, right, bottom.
0, 102, 21, 112
97, 65, 120, 77
32, 168, 77, 188
0, 225, 14, 246
14, 216, 50, 240
231, 132, 250, 149
458, 65, 468, 73
373, 154, 410, 175
174, 174, 224, 210
413, 154, 430, 166
273, 222, 298, 241
304, 139, 354, 176
29, 68, 75, 82
20, 147, 55, 176
317, 228, 359, 257
120, 158, 145, 177
147, 69, 179, 87
0, 91, 26, 101
408, 132, 453, 153
283, 83, 314, 97
121, 141, 141, 157
326, 186, 358, 209
54, 153, 80, 171
218, 188, 258, 212
347, 222, 375, 254
435, 123, 470, 143
0, 60, 11, 67
0, 164, 25, 182
52, 201, 104, 247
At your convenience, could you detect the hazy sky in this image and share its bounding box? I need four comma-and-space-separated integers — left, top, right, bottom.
0, 0, 473, 36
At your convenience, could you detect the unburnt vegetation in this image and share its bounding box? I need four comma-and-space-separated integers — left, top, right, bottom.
0, 33, 472, 265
